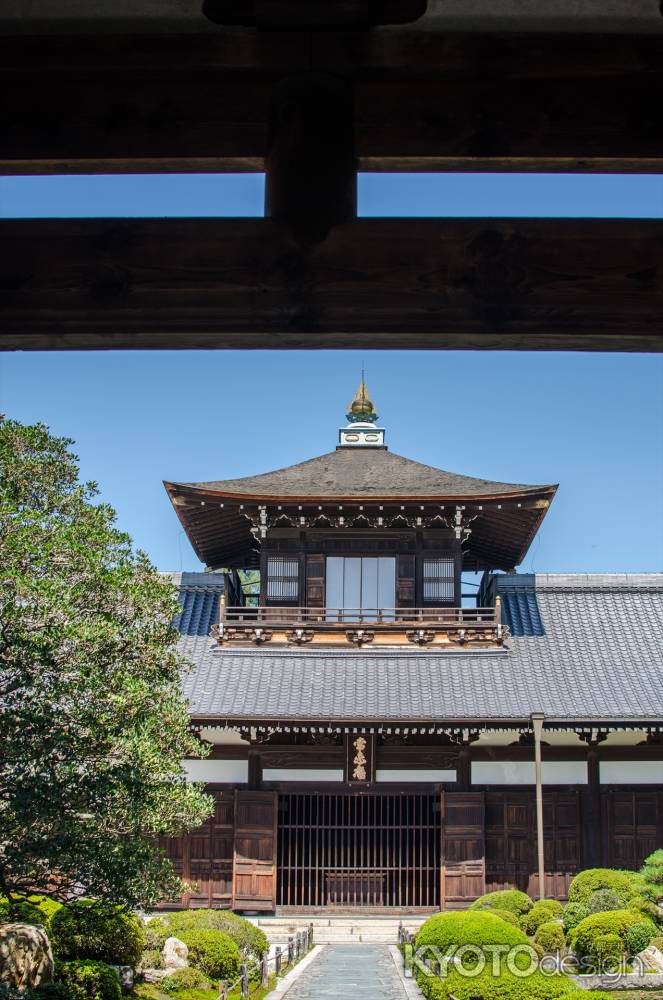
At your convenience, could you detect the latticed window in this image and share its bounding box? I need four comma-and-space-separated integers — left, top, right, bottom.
266, 556, 299, 600
422, 557, 454, 601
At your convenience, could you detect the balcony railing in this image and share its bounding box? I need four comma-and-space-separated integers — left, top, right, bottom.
211, 602, 505, 648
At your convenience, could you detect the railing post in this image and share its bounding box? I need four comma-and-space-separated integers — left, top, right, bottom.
275, 945, 282, 975
288, 935, 294, 964
309, 922, 314, 948
398, 920, 403, 944
240, 963, 249, 998
261, 953, 269, 987
218, 981, 227, 1000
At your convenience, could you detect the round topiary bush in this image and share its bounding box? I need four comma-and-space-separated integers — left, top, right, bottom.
469, 890, 533, 917
586, 889, 621, 915
625, 920, 656, 957
416, 910, 530, 956
177, 928, 240, 981
534, 920, 566, 955
27, 898, 63, 928
563, 903, 588, 934
49, 901, 145, 967
522, 900, 563, 936
156, 909, 268, 958
570, 909, 647, 963
568, 869, 644, 909
159, 967, 213, 993
0, 896, 46, 926
57, 960, 122, 1000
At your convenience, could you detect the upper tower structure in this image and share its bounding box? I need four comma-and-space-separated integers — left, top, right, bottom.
339, 377, 385, 448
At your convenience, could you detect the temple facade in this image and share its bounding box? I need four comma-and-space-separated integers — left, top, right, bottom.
161, 384, 663, 913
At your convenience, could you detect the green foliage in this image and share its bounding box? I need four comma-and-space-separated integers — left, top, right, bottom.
177, 929, 240, 981
0, 896, 45, 925
591, 933, 623, 971
522, 900, 563, 936
586, 889, 621, 915
534, 920, 566, 954
137, 949, 165, 971
144, 917, 169, 951
562, 903, 588, 934
469, 890, 533, 917
567, 869, 645, 909
50, 900, 145, 966
624, 920, 656, 957
156, 909, 269, 958
57, 960, 122, 1000
640, 848, 663, 889
159, 968, 213, 993
0, 417, 212, 909
27, 897, 64, 926
416, 962, 603, 1000
416, 910, 529, 955
26, 985, 70, 1000
570, 908, 645, 961
489, 908, 520, 927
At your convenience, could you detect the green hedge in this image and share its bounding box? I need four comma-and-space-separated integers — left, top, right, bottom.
490, 909, 521, 928
534, 921, 565, 955
562, 903, 588, 934
416, 962, 610, 1000
625, 920, 656, 957
50, 900, 145, 967
567, 869, 644, 908
469, 890, 533, 917
570, 908, 646, 961
0, 896, 45, 926
146, 909, 268, 958
159, 967, 213, 993
522, 901, 563, 936
177, 928, 240, 981
57, 960, 122, 1000
416, 910, 530, 955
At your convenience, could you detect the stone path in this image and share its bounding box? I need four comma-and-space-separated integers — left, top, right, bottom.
283, 943, 409, 999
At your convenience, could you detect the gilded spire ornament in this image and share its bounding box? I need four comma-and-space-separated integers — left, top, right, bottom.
346, 375, 378, 424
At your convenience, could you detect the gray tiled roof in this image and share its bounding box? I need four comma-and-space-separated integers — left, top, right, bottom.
177, 448, 554, 500
174, 573, 663, 726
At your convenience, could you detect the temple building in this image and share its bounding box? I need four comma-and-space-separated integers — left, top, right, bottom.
161, 383, 663, 913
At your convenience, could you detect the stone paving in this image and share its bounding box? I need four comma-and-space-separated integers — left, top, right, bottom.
283, 943, 409, 999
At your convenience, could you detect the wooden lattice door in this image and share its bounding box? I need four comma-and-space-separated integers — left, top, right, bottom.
440, 791, 486, 907
232, 791, 278, 911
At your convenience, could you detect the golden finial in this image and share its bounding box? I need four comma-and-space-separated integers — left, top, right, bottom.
347, 373, 377, 423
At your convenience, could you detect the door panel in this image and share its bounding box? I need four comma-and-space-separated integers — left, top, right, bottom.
233, 791, 278, 912
441, 792, 486, 907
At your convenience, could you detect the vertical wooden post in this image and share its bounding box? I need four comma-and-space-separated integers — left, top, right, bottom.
275, 945, 282, 976
531, 713, 546, 900
265, 73, 356, 243
261, 954, 269, 987
288, 936, 294, 964
240, 964, 249, 998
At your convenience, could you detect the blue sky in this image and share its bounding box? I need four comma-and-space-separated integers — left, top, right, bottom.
1, 173, 662, 576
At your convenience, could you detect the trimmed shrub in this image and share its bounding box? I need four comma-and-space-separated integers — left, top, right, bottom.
591, 933, 623, 971
152, 909, 269, 958
522, 900, 563, 936
586, 889, 621, 915
57, 960, 122, 1000
469, 890, 533, 917
416, 961, 609, 1000
416, 910, 530, 955
490, 908, 521, 928
137, 948, 164, 971
625, 920, 656, 957
535, 920, 566, 955
570, 909, 645, 962
641, 848, 663, 892
49, 901, 145, 967
159, 967, 213, 993
567, 869, 644, 909
563, 903, 588, 934
0, 896, 45, 926
27, 897, 64, 928
177, 928, 240, 981
143, 916, 169, 951
27, 986, 70, 1000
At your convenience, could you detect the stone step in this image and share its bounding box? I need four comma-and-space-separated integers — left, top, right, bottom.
251, 914, 428, 946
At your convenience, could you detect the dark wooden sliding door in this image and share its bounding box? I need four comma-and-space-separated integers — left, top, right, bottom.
232, 791, 278, 911
440, 792, 486, 908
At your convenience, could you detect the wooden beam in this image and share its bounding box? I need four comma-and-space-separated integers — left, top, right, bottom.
2, 33, 663, 174
2, 217, 663, 351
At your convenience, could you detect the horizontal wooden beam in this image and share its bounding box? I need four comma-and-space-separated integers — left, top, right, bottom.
2, 33, 663, 173
2, 217, 662, 351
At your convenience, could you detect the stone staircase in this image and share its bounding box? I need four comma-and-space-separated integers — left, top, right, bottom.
249, 914, 429, 947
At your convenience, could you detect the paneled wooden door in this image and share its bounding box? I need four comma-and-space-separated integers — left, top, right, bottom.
232, 791, 278, 912
602, 790, 663, 869
440, 791, 486, 908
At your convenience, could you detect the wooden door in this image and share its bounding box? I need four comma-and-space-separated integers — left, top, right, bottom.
602, 790, 663, 869
440, 791, 486, 908
158, 789, 234, 909
485, 791, 530, 893
233, 791, 278, 912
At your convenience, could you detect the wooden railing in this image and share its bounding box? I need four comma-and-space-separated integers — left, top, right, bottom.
219, 924, 314, 999
212, 601, 505, 648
